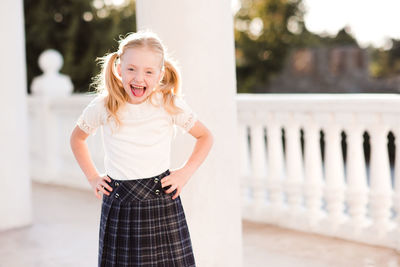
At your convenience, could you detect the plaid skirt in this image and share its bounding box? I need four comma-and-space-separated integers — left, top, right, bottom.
98, 169, 196, 267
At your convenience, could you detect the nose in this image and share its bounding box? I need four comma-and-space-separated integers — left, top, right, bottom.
134, 71, 144, 83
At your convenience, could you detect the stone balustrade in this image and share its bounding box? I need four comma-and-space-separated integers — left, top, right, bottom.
237, 93, 400, 250
27, 92, 400, 251
28, 94, 105, 189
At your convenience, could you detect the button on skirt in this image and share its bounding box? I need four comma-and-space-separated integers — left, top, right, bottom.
98, 169, 196, 267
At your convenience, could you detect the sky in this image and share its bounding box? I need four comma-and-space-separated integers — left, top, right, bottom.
301, 0, 400, 49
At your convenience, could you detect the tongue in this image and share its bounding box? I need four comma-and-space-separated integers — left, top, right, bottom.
132, 87, 145, 97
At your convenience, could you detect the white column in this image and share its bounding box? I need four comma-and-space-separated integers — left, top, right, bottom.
283, 119, 304, 214
0, 0, 32, 230
249, 119, 267, 211
393, 127, 400, 248
238, 112, 252, 209
368, 125, 393, 235
136, 1, 242, 266
323, 123, 346, 230
345, 125, 369, 232
394, 128, 400, 222
265, 118, 284, 211
303, 122, 324, 227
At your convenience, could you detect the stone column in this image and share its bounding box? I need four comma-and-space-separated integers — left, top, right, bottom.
136, 1, 242, 266
0, 0, 32, 230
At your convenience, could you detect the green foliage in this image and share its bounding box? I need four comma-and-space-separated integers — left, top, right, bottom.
234, 0, 306, 92
370, 39, 400, 78
234, 0, 359, 93
24, 0, 136, 93
293, 27, 358, 48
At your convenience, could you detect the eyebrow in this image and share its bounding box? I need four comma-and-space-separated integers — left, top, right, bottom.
127, 64, 156, 70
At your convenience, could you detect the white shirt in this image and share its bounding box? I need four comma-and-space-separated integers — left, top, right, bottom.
76, 91, 198, 180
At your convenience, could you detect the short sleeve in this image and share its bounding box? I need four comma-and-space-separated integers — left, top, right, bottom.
172, 97, 198, 134
76, 94, 107, 136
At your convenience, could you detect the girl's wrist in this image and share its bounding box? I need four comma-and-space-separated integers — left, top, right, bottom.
87, 173, 100, 182
180, 165, 195, 179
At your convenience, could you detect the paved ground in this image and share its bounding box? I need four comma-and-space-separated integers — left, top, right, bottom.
0, 182, 399, 267
243, 220, 400, 267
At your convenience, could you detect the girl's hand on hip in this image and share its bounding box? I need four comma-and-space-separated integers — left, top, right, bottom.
88, 175, 113, 199
161, 169, 190, 200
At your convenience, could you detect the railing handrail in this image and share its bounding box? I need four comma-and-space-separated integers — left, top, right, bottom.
236, 93, 400, 113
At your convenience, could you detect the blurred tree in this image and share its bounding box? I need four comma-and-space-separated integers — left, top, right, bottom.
24, 0, 136, 93
295, 27, 358, 48
370, 39, 400, 78
234, 0, 307, 93
234, 0, 358, 93
24, 0, 369, 94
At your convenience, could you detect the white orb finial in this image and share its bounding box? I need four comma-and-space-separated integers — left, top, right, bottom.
38, 49, 63, 73
31, 49, 73, 96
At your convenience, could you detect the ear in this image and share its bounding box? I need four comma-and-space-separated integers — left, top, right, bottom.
116, 63, 122, 77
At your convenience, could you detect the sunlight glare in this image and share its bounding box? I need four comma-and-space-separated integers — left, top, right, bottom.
231, 0, 241, 14
111, 0, 126, 6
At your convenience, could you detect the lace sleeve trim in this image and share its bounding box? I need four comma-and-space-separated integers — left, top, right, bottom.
182, 113, 198, 132
77, 115, 95, 135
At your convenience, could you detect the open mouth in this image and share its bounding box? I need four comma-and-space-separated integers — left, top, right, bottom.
130, 84, 146, 97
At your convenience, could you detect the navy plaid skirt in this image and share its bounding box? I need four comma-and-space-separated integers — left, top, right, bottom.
98, 169, 196, 267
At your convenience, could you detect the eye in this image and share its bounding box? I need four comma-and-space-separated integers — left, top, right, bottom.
128, 68, 135, 71
146, 71, 153, 74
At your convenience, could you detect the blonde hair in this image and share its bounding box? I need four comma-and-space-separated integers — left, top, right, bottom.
91, 30, 184, 129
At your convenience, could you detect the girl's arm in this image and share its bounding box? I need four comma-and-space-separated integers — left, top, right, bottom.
181, 120, 214, 178
70, 126, 113, 199
161, 120, 214, 199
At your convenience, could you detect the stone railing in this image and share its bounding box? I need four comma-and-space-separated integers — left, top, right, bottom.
28, 92, 400, 250
28, 94, 105, 189
27, 49, 102, 189
237, 93, 400, 250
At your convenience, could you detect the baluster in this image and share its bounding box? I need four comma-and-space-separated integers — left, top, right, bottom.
249, 116, 267, 213
283, 117, 304, 214
368, 126, 394, 235
345, 125, 369, 233
238, 120, 251, 209
265, 119, 284, 212
324, 123, 346, 230
393, 128, 400, 247
303, 122, 324, 227
42, 98, 59, 181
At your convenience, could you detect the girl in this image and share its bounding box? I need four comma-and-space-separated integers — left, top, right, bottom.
70, 30, 213, 267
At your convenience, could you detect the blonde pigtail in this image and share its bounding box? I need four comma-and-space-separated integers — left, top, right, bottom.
92, 52, 126, 130
157, 58, 184, 115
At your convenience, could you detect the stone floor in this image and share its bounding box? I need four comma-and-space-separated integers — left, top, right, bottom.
0, 182, 399, 267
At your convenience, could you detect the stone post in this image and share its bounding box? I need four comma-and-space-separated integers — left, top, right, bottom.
0, 0, 32, 231
136, 1, 243, 266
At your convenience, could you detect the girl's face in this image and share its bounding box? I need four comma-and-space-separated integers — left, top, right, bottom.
117, 47, 164, 105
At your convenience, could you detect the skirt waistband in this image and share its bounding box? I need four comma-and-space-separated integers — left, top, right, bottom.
104, 169, 174, 203
106, 169, 170, 182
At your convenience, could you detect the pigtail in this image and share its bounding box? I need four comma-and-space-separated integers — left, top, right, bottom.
157, 58, 184, 115
103, 52, 122, 96
92, 52, 126, 130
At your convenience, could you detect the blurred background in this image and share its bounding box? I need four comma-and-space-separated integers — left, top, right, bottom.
24, 0, 400, 94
